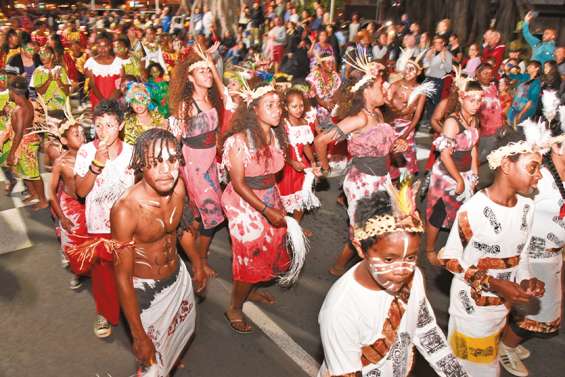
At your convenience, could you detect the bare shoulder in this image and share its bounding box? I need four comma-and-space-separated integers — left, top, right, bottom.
111, 184, 141, 220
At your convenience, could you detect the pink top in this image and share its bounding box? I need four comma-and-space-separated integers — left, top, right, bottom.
479, 83, 504, 137
347, 124, 395, 158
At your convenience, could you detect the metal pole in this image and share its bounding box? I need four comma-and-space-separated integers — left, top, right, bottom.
91, 0, 95, 11
156, 0, 160, 12
329, 0, 335, 23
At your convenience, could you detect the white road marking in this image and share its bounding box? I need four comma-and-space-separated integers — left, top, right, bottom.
0, 170, 51, 254
214, 277, 320, 377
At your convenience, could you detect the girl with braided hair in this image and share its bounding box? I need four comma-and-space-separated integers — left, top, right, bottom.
498, 121, 565, 376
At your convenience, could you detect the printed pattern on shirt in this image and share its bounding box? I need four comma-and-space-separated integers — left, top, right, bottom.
520, 204, 530, 231
496, 271, 512, 281
458, 290, 475, 314
417, 300, 433, 328
472, 241, 501, 255
435, 354, 469, 377
483, 207, 502, 234
386, 332, 412, 377
528, 236, 547, 259
420, 328, 448, 354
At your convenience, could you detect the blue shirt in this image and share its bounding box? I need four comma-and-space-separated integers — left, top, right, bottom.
522, 22, 555, 65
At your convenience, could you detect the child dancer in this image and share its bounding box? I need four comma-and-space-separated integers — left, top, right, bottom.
319, 179, 469, 377
278, 89, 320, 235
440, 127, 546, 376
48, 116, 86, 290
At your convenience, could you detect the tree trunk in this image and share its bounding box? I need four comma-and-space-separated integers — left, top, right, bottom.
494, 0, 528, 43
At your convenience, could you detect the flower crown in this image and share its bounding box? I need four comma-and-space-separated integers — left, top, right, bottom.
353, 175, 424, 241
486, 119, 551, 170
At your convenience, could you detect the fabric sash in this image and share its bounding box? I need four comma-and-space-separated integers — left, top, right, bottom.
439, 150, 472, 173
351, 156, 388, 176
244, 174, 276, 190
182, 130, 216, 149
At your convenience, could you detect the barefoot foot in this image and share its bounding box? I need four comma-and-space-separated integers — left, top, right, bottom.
248, 289, 276, 305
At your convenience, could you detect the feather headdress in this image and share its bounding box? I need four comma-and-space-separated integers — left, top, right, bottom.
541, 90, 560, 123
232, 77, 276, 107
406, 81, 436, 107
28, 96, 85, 139
344, 48, 383, 93
548, 105, 565, 146
353, 174, 423, 241
402, 48, 427, 72
453, 65, 471, 93
188, 43, 211, 72
487, 118, 550, 170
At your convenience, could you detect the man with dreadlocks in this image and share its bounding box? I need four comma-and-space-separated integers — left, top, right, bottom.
111, 128, 205, 377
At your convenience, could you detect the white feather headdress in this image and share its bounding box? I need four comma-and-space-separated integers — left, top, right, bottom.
232, 78, 276, 107
28, 96, 85, 139
542, 90, 560, 123
344, 48, 383, 93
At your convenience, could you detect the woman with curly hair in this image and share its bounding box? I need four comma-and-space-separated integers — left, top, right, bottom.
169, 48, 224, 277
314, 59, 403, 277
221, 83, 290, 333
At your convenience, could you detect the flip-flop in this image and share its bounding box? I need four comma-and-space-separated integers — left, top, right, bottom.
224, 312, 252, 334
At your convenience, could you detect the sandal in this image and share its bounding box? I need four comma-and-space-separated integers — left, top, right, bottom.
224, 312, 252, 334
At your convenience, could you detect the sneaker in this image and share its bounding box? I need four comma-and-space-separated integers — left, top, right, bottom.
69, 276, 82, 290
499, 343, 529, 377
94, 315, 112, 338
514, 344, 531, 360
61, 257, 69, 269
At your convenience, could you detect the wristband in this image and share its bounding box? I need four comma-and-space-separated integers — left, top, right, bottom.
92, 159, 105, 169
261, 204, 268, 215
89, 165, 101, 175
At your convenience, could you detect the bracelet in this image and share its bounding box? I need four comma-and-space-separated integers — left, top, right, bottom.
261, 204, 268, 215
92, 159, 105, 169
89, 165, 101, 175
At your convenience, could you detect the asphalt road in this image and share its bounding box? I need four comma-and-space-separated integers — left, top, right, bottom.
1, 134, 564, 377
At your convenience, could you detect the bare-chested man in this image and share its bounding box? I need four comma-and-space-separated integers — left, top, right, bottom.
111, 128, 207, 377
6, 76, 48, 210
385, 59, 427, 180
48, 121, 86, 290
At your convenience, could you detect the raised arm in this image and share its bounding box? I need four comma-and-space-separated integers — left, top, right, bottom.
522, 12, 540, 48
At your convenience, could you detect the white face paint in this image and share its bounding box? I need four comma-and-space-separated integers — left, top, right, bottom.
367, 240, 416, 293
158, 147, 179, 181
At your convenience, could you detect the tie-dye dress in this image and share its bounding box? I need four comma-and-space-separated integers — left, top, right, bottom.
221, 130, 290, 283
343, 124, 396, 226
171, 104, 224, 231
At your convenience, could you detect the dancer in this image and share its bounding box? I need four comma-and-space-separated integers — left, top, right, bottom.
0, 70, 17, 193
315, 55, 401, 277
74, 100, 135, 337
47, 111, 85, 290
498, 119, 565, 376
169, 45, 223, 278
112, 128, 206, 377
31, 46, 71, 111
385, 54, 431, 180
84, 32, 124, 109
440, 127, 546, 376
221, 82, 289, 333
425, 80, 482, 265
277, 89, 320, 234
6, 76, 48, 210
475, 63, 505, 162
319, 180, 469, 377
123, 83, 167, 145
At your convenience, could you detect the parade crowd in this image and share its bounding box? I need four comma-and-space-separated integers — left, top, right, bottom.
1, 2, 565, 376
